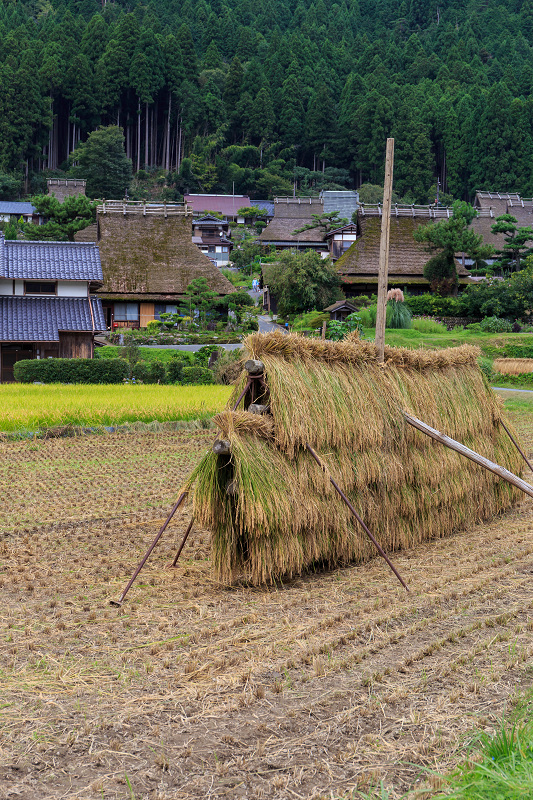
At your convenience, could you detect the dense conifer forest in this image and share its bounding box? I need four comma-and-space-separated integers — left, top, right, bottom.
1, 0, 533, 201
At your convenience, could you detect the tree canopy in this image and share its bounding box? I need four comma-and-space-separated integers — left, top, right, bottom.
21, 195, 97, 241
71, 126, 132, 200
263, 250, 343, 316
413, 201, 494, 295
2, 1, 533, 202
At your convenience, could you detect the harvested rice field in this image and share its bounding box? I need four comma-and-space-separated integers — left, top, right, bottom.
2, 402, 533, 799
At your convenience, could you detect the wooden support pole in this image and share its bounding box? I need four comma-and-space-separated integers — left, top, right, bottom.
375, 138, 395, 362
305, 443, 409, 591
403, 412, 533, 500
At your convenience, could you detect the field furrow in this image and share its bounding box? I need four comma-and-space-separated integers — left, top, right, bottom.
1, 409, 533, 799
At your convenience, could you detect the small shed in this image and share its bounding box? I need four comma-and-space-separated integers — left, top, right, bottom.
323, 299, 359, 321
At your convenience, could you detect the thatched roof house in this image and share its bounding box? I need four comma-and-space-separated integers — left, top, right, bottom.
472, 190, 533, 252
258, 197, 329, 253
190, 331, 522, 585
94, 201, 234, 329
336, 206, 471, 295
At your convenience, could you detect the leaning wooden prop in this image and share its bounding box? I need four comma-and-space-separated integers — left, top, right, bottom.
111, 331, 528, 605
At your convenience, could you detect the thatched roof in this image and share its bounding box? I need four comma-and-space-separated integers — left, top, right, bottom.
95, 206, 235, 299
258, 197, 326, 245
336, 216, 470, 284
190, 331, 522, 585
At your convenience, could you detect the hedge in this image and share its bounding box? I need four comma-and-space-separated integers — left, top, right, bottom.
14, 358, 129, 384
180, 366, 215, 385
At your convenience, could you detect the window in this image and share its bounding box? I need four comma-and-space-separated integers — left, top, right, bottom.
24, 281, 56, 294
114, 302, 139, 321
154, 304, 178, 320
208, 245, 216, 253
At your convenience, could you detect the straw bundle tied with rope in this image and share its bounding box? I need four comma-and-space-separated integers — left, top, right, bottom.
188, 331, 523, 585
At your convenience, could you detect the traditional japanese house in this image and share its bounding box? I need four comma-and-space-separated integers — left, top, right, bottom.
0, 234, 105, 382
192, 215, 233, 266
47, 179, 87, 201
184, 194, 252, 223
94, 201, 234, 329
336, 205, 472, 296
258, 197, 330, 255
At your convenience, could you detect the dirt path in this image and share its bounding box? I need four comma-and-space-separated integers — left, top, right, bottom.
1, 414, 533, 799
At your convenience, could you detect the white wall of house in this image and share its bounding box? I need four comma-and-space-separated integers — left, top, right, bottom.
14, 280, 23, 295
57, 281, 88, 297
0, 279, 12, 294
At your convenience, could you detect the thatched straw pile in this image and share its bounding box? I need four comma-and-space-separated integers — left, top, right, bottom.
189, 331, 523, 585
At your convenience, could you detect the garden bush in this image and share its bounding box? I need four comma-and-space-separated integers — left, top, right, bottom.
480, 316, 513, 333
180, 366, 215, 385
411, 317, 448, 333
14, 358, 128, 384
404, 293, 467, 317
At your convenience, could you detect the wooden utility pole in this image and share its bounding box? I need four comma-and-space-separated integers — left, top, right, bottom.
375, 138, 395, 362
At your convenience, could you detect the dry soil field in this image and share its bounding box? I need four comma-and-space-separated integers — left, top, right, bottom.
2, 407, 533, 800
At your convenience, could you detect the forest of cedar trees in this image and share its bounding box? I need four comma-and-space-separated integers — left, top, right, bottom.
2, 0, 533, 203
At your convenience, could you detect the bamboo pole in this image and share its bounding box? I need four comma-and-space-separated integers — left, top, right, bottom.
403, 412, 533, 500
375, 138, 395, 362
305, 443, 409, 591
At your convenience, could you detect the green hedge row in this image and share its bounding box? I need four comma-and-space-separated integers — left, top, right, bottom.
482, 343, 533, 359
491, 372, 533, 387
13, 357, 216, 385
14, 358, 129, 384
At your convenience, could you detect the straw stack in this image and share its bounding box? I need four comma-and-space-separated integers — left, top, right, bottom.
190, 331, 522, 585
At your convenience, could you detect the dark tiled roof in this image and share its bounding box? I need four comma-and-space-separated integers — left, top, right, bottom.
253, 201, 274, 217
1, 240, 102, 281
323, 299, 359, 312
0, 202, 36, 215
336, 216, 470, 278
0, 296, 105, 341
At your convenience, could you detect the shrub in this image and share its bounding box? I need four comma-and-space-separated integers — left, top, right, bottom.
358, 304, 377, 327
387, 299, 412, 329
478, 357, 494, 381
14, 358, 129, 384
180, 366, 215, 385
292, 310, 330, 331
166, 358, 185, 383
480, 316, 513, 333
411, 317, 448, 333
146, 319, 162, 333
404, 293, 467, 317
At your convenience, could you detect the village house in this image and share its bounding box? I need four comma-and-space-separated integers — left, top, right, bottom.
192, 215, 233, 266
325, 223, 358, 260
258, 197, 330, 255
259, 192, 359, 256
184, 193, 252, 223
469, 190, 533, 264
0, 201, 44, 225
336, 205, 472, 297
0, 233, 105, 382
47, 179, 87, 201
93, 201, 234, 329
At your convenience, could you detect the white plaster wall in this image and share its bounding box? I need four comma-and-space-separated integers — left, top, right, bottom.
14, 280, 23, 295
0, 279, 13, 295
57, 281, 87, 297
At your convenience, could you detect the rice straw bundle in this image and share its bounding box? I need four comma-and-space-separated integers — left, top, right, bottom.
190, 332, 523, 584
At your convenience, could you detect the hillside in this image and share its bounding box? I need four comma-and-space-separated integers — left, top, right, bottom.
1, 0, 533, 201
